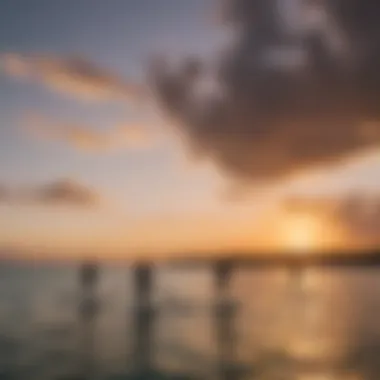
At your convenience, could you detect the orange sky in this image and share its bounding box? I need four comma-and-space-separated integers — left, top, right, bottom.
2, 1, 380, 260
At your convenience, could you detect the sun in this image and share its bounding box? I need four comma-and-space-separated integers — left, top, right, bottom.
281, 213, 321, 253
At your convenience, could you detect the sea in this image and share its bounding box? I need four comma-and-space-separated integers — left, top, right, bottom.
0, 261, 379, 380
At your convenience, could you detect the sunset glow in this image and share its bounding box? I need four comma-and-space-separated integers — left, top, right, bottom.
281, 214, 322, 252
0, 0, 380, 259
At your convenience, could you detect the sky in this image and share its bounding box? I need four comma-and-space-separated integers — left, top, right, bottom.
1, 0, 380, 259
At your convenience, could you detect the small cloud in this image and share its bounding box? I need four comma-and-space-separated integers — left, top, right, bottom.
1, 53, 31, 77
0, 53, 145, 104
114, 123, 158, 149
0, 185, 8, 202
37, 179, 100, 206
282, 196, 336, 214
23, 113, 157, 152
0, 179, 100, 207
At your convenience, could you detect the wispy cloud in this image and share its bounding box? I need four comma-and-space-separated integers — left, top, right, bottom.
0, 53, 145, 103
23, 113, 157, 152
0, 179, 100, 207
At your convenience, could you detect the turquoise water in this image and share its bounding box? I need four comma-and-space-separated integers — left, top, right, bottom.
0, 262, 380, 379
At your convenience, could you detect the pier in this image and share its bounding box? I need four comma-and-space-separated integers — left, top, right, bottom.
71, 249, 380, 380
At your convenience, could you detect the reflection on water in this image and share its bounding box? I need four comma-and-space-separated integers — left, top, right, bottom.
0, 261, 379, 379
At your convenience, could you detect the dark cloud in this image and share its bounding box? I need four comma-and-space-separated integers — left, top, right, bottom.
149, 0, 380, 182
0, 179, 100, 207
0, 53, 145, 103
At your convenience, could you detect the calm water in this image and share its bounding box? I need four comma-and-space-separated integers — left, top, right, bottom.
0, 262, 380, 379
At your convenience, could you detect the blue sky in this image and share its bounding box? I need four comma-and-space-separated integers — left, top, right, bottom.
0, 0, 232, 256
0, 1, 221, 205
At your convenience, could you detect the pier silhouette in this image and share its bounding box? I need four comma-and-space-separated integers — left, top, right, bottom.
1, 250, 380, 380
68, 250, 380, 380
